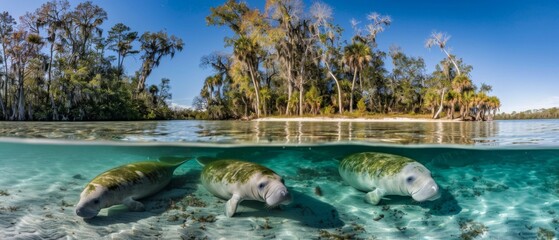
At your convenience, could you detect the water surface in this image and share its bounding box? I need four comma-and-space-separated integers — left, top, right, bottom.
1, 119, 558, 145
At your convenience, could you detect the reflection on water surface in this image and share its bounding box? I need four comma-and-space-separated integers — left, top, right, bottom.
1, 119, 558, 145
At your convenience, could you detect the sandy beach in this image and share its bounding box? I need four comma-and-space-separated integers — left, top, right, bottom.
253, 117, 462, 123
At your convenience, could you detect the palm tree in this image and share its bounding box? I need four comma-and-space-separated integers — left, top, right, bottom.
484, 96, 500, 120
343, 41, 371, 113
460, 90, 475, 120
451, 74, 473, 119
305, 85, 322, 115
425, 32, 461, 76
472, 92, 489, 121
425, 32, 463, 119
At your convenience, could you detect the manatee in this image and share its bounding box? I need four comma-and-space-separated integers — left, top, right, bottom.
76, 157, 190, 219
339, 152, 440, 205
199, 158, 292, 217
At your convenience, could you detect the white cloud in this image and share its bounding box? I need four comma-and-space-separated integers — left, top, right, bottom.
169, 102, 192, 110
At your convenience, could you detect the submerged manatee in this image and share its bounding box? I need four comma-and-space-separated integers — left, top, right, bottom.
199, 158, 292, 217
76, 157, 190, 219
339, 152, 440, 205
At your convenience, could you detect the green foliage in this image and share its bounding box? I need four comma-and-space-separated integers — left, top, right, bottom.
0, 1, 184, 121
495, 108, 559, 120
357, 98, 367, 114
305, 86, 322, 115
321, 105, 335, 115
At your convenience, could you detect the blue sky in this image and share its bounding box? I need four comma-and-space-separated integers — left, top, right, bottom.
2, 0, 558, 113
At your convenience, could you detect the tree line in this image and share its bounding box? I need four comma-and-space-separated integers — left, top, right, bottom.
0, 0, 185, 120
194, 0, 501, 121
495, 108, 559, 120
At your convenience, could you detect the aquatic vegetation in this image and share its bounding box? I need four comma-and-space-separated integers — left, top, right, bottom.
60, 200, 73, 207
373, 214, 385, 221
318, 229, 357, 240
0, 190, 9, 196
459, 219, 488, 240
72, 174, 85, 180
382, 207, 406, 220
314, 186, 323, 196
537, 227, 555, 240
179, 230, 210, 240
192, 214, 216, 223
0, 206, 19, 212
259, 218, 273, 230
167, 215, 180, 222
318, 224, 367, 240
167, 213, 190, 222
168, 195, 207, 210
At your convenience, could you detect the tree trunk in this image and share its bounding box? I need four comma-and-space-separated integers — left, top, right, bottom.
359, 70, 363, 92
285, 63, 292, 115
0, 93, 5, 119
248, 65, 260, 118
298, 48, 308, 117
326, 62, 343, 114
50, 93, 58, 120
17, 71, 25, 120
350, 68, 357, 113
137, 61, 154, 93
442, 48, 461, 76
299, 83, 303, 116
433, 88, 445, 119
449, 102, 455, 119
1, 43, 8, 119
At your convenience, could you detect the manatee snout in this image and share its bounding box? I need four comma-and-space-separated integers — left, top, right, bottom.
411, 179, 441, 202
266, 186, 292, 207
75, 205, 99, 219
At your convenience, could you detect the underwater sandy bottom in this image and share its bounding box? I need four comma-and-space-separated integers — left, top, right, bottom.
0, 143, 558, 240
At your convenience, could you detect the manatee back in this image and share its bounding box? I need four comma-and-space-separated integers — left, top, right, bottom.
89, 161, 180, 194
201, 160, 277, 185
339, 152, 415, 178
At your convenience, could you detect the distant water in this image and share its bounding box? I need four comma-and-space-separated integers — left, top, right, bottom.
0, 120, 558, 239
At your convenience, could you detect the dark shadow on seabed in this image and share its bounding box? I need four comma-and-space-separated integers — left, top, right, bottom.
376, 187, 462, 216
230, 189, 345, 228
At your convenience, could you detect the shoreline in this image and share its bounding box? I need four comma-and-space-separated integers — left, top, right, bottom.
253, 117, 463, 123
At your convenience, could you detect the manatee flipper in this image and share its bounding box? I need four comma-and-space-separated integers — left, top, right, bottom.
123, 197, 145, 211
225, 194, 242, 217
196, 156, 220, 167
365, 188, 386, 205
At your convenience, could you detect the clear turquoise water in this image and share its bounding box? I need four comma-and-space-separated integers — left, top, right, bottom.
0, 120, 558, 239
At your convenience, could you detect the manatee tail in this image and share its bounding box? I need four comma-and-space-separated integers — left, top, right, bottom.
158, 156, 192, 167
196, 156, 220, 166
